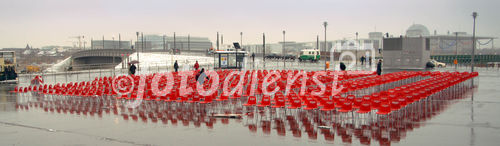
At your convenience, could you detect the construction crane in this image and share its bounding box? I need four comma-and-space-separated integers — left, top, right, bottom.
68, 35, 85, 49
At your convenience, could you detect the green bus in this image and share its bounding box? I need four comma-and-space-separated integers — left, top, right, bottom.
298, 49, 320, 62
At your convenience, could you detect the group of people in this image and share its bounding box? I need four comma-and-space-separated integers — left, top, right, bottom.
339, 59, 383, 76
129, 60, 208, 84
128, 57, 382, 83
0, 66, 17, 81
360, 56, 372, 65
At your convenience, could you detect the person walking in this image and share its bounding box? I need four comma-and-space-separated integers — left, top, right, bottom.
251, 53, 255, 68
129, 64, 137, 75
340, 62, 346, 71
196, 68, 209, 85
194, 61, 200, 70
174, 60, 179, 72
376, 59, 382, 75
251, 53, 255, 62
360, 56, 365, 65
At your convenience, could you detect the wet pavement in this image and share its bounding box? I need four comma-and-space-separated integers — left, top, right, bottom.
1, 68, 500, 146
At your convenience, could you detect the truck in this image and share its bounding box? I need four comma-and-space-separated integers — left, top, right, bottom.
298, 49, 320, 62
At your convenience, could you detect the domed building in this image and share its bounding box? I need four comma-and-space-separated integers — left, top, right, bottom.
406, 24, 430, 37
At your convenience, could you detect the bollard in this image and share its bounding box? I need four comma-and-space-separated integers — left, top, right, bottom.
65, 70, 68, 83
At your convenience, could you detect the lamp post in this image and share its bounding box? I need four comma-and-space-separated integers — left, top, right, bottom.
455, 32, 459, 71
263, 33, 266, 67
112, 36, 115, 65
163, 34, 166, 52
118, 34, 121, 49
83, 36, 85, 50
323, 21, 328, 70
356, 32, 359, 66
283, 30, 286, 69
173, 32, 176, 54
316, 35, 319, 50
471, 12, 477, 72
102, 36, 105, 49
216, 32, 219, 50
136, 32, 139, 69
240, 32, 243, 46
91, 37, 93, 50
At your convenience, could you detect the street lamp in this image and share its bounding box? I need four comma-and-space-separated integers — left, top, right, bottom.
471, 12, 478, 72
240, 32, 243, 46
283, 30, 286, 68
355, 32, 359, 66
323, 21, 328, 70
263, 33, 266, 67
82, 36, 85, 50
454, 32, 459, 71
112, 36, 115, 65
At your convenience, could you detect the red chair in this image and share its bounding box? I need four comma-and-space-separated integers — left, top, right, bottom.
272, 97, 286, 108
287, 98, 302, 109
376, 104, 391, 115
200, 95, 213, 104
336, 98, 346, 108
243, 96, 257, 106
188, 95, 200, 103
320, 100, 335, 111
357, 102, 371, 114
390, 101, 401, 111
257, 96, 271, 107
303, 98, 318, 110
338, 102, 352, 113
216, 94, 229, 101
353, 98, 363, 109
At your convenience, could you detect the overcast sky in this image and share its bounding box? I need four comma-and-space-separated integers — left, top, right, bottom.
0, 0, 498, 48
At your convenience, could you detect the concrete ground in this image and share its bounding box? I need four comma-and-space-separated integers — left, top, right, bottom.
1, 65, 499, 146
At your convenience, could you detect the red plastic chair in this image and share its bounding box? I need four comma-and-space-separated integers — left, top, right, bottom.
200, 95, 213, 104
320, 100, 335, 111
303, 98, 318, 110
357, 102, 371, 114
376, 104, 391, 115
353, 98, 363, 109
257, 96, 271, 107
272, 97, 286, 108
390, 101, 401, 111
287, 98, 302, 109
338, 102, 352, 113
216, 94, 229, 101
243, 96, 257, 106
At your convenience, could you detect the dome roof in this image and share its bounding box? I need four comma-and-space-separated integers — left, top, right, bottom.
406, 24, 430, 37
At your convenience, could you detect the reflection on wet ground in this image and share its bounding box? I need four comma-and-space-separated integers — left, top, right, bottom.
1, 69, 500, 146
5, 87, 474, 145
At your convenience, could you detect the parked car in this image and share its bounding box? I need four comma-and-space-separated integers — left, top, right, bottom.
284, 54, 296, 60
430, 59, 446, 67
265, 53, 280, 59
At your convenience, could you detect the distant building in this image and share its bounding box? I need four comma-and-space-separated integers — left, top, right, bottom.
406, 24, 430, 37
383, 37, 431, 69
403, 24, 496, 55
135, 35, 212, 52
91, 40, 131, 50
243, 32, 384, 58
